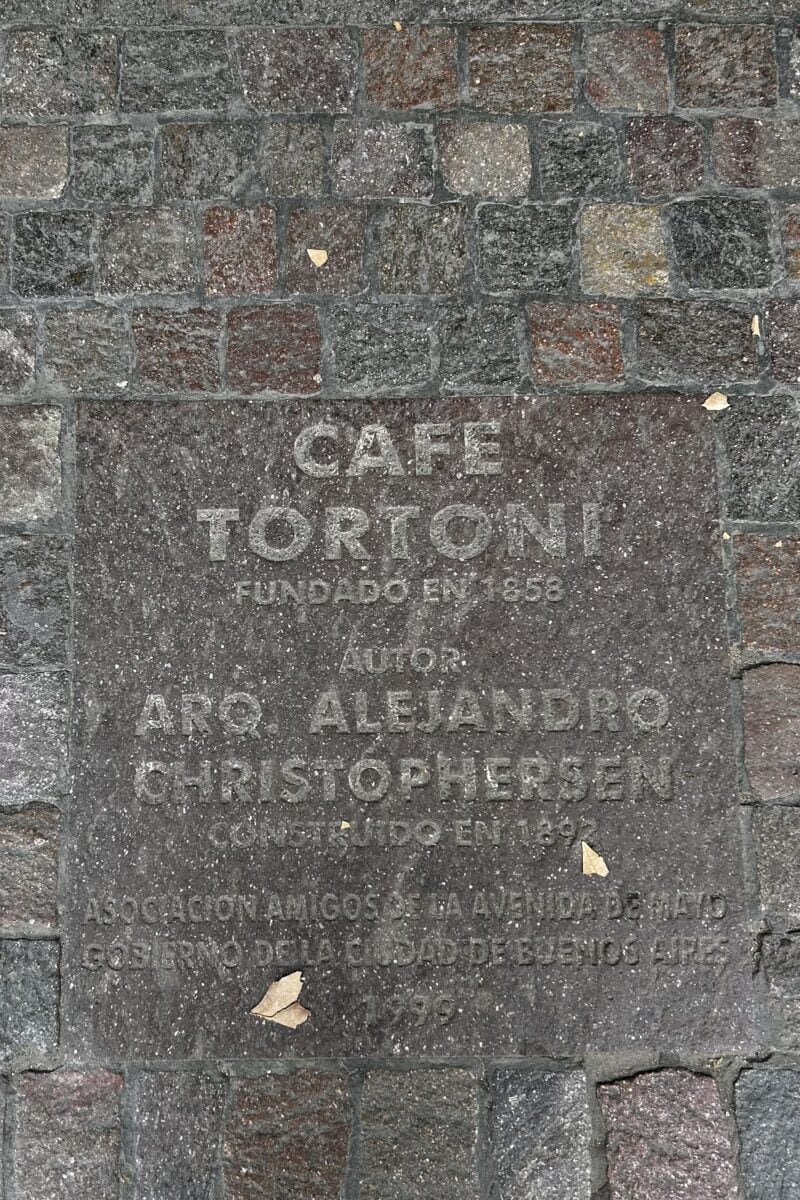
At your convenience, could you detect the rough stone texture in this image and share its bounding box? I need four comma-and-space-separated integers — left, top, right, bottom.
14, 1070, 123, 1200
491, 1072, 590, 1200
0, 407, 62, 520
285, 205, 365, 294
326, 301, 432, 391
42, 307, 131, 395
755, 809, 800, 914
0, 31, 117, 115
158, 121, 262, 201
719, 396, 800, 520
360, 1070, 479, 1200
438, 122, 532, 199
712, 119, 800, 189
71, 125, 155, 204
133, 309, 222, 392
203, 205, 277, 296
0, 535, 70, 668
626, 118, 704, 198
584, 28, 669, 112
0, 939, 59, 1061
580, 204, 668, 296
636, 301, 758, 383
743, 664, 800, 802
378, 203, 467, 294
600, 1071, 737, 1200
0, 126, 68, 199
467, 25, 574, 112
766, 301, 800, 384
266, 121, 326, 196
783, 205, 800, 280
225, 305, 321, 393
13, 211, 94, 298
121, 30, 232, 111
736, 1071, 800, 1200
709, 118, 761, 189
667, 198, 775, 290
436, 301, 522, 389
331, 121, 434, 198
363, 26, 458, 110
239, 28, 357, 113
734, 534, 800, 654
528, 302, 624, 384
133, 1071, 226, 1200
97, 209, 197, 295
476, 202, 576, 292
0, 807, 59, 926
675, 25, 777, 109
0, 673, 69, 809
223, 1073, 351, 1200
538, 121, 623, 198
0, 312, 37, 396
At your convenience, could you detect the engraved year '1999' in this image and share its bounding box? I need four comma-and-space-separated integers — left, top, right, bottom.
362, 992, 459, 1028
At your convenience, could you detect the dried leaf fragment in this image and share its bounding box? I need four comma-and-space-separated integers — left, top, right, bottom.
251, 970, 303, 1019
702, 391, 729, 411
582, 841, 609, 877
268, 1002, 310, 1028
306, 247, 328, 268
340, 819, 351, 829
393, 19, 403, 29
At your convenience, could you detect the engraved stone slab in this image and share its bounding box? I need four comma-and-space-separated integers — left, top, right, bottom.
65, 397, 755, 1059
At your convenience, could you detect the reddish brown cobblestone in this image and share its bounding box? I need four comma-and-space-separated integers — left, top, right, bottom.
528, 302, 624, 384
734, 535, 800, 654
224, 1072, 351, 1200
203, 205, 277, 297
226, 306, 322, 394
363, 26, 458, 110
467, 26, 574, 113
600, 1071, 737, 1200
744, 664, 800, 802
712, 119, 800, 188
14, 1070, 122, 1199
625, 118, 704, 197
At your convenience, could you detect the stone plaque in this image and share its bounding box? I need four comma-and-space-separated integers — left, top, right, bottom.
65, 396, 754, 1059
